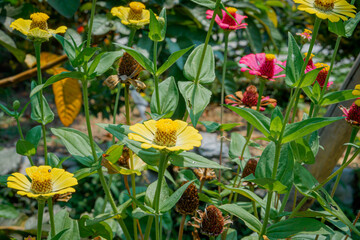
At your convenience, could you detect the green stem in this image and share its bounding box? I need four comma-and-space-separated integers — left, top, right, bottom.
331, 128, 359, 197
278, 189, 291, 218
312, 36, 341, 117
178, 214, 186, 240
47, 199, 55, 237
16, 117, 34, 166
153, 41, 161, 112
218, 32, 230, 189
250, 185, 259, 219
34, 42, 48, 165
154, 153, 169, 240
144, 216, 154, 240
101, 175, 113, 213
290, 148, 360, 218
86, 0, 97, 48
37, 200, 45, 240
291, 91, 301, 123
128, 28, 136, 47
112, 84, 122, 144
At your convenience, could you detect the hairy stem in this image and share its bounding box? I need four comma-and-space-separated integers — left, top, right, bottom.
15, 117, 34, 166
47, 199, 55, 237
37, 200, 45, 240
86, 0, 97, 48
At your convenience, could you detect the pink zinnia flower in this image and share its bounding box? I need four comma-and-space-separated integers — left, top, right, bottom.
306, 62, 333, 88
206, 7, 247, 31
240, 53, 285, 81
225, 85, 277, 111
296, 29, 312, 42
340, 99, 360, 127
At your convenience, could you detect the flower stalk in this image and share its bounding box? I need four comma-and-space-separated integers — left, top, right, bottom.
15, 116, 34, 166
47, 199, 56, 237
178, 214, 186, 240
37, 200, 45, 240
153, 40, 161, 112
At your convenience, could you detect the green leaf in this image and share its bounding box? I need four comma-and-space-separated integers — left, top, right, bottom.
54, 34, 76, 61
170, 152, 230, 169
285, 32, 303, 87
315, 189, 360, 236
78, 215, 113, 240
178, 81, 212, 127
229, 132, 251, 159
0, 30, 25, 62
71, 47, 99, 68
226, 105, 270, 138
183, 44, 215, 84
320, 89, 357, 106
292, 67, 323, 88
270, 107, 283, 140
290, 137, 315, 164
145, 178, 170, 207
189, 0, 216, 9
25, 126, 42, 148
16, 139, 36, 156
160, 180, 195, 212
246, 18, 263, 53
157, 45, 194, 76
51, 229, 70, 240
313, 81, 322, 102
0, 175, 10, 186
293, 162, 318, 197
282, 117, 343, 143
246, 176, 288, 193
53, 210, 80, 240
255, 143, 294, 190
115, 44, 154, 73
200, 121, 220, 133
220, 204, 262, 233
303, 86, 318, 104
90, 51, 123, 76
150, 77, 179, 118
328, 21, 346, 37
48, 0, 80, 18
345, 12, 360, 38
30, 81, 54, 124
0, 204, 19, 219
51, 127, 103, 166
267, 218, 334, 238
73, 168, 97, 180
30, 71, 84, 97
149, 8, 167, 42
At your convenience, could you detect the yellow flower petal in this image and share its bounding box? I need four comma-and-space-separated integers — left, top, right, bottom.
10, 173, 31, 187
130, 123, 155, 141
10, 19, 31, 35
7, 181, 29, 191
28, 28, 52, 40
52, 175, 78, 191
48, 26, 67, 34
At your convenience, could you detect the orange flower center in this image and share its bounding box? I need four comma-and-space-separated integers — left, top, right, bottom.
31, 168, 52, 194
129, 2, 145, 20
154, 119, 178, 147
30, 12, 49, 30
314, 0, 335, 11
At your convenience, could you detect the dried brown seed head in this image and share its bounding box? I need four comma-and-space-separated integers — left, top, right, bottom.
176, 181, 199, 215
118, 146, 130, 169
241, 159, 258, 178
193, 168, 216, 181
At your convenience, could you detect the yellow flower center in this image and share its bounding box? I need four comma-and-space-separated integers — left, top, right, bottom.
154, 119, 178, 147
31, 168, 52, 194
304, 53, 315, 59
304, 29, 312, 34
129, 2, 145, 20
314, 0, 335, 11
30, 12, 49, 30
265, 54, 276, 61
226, 7, 238, 14
315, 62, 330, 72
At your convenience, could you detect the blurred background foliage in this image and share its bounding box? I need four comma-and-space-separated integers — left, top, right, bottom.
1, 0, 359, 119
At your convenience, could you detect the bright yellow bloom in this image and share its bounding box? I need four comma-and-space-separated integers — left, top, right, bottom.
294, 0, 356, 22
7, 166, 77, 199
352, 84, 360, 97
10, 12, 67, 41
111, 2, 151, 28
128, 119, 202, 151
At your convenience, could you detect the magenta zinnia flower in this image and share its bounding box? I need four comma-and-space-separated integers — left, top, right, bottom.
225, 85, 277, 111
306, 62, 333, 88
240, 53, 285, 81
340, 99, 360, 127
206, 7, 247, 31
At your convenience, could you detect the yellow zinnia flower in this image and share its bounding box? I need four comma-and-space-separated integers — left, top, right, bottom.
111, 2, 151, 28
128, 119, 202, 151
294, 0, 356, 22
10, 12, 67, 41
7, 165, 77, 199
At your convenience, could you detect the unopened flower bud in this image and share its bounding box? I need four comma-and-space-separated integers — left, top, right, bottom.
13, 100, 20, 111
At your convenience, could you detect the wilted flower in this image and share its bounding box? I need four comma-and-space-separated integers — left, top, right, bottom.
240, 53, 285, 81
10, 12, 67, 41
189, 205, 232, 237
104, 52, 145, 91
7, 166, 77, 199
340, 98, 360, 127
128, 119, 202, 152
111, 2, 151, 28
294, 0, 356, 22
206, 7, 247, 31
297, 29, 312, 42
193, 168, 216, 182
53, 192, 73, 202
176, 181, 199, 215
225, 85, 277, 111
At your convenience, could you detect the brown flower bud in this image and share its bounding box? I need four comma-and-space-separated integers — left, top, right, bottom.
189, 205, 232, 237
176, 181, 199, 215
241, 159, 258, 178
